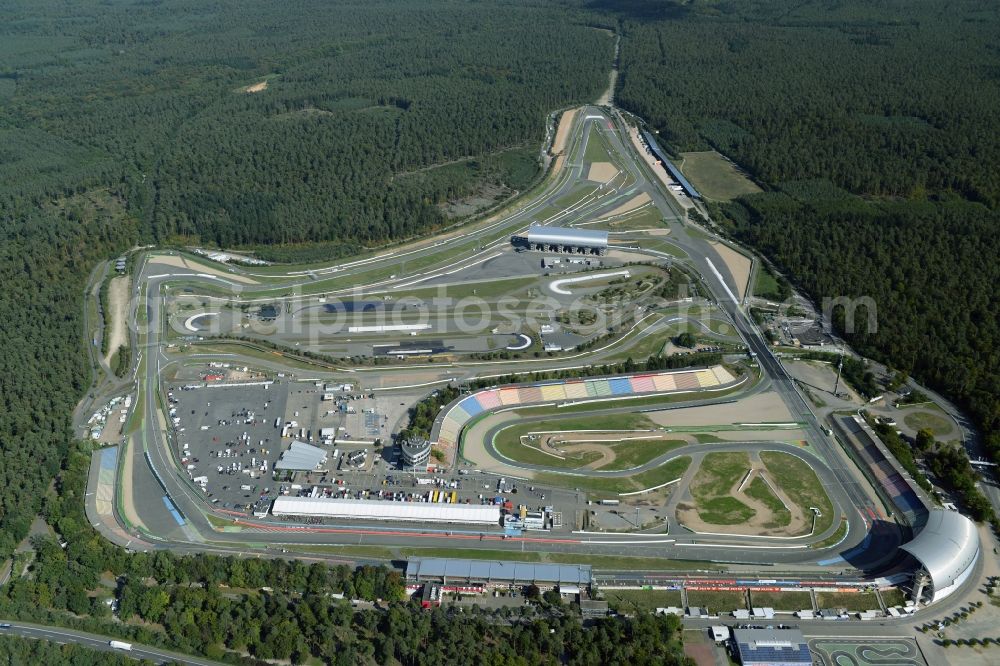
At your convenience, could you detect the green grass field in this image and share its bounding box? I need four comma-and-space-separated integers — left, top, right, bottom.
901, 409, 952, 436
812, 518, 848, 549
497, 430, 686, 470
685, 590, 747, 612
602, 439, 687, 471
688, 452, 756, 524
748, 590, 813, 611
678, 150, 761, 201
605, 589, 683, 611
584, 124, 613, 163
881, 587, 907, 607
753, 264, 788, 301
493, 436, 603, 469
745, 476, 791, 528
600, 206, 665, 231
704, 318, 737, 336
493, 413, 654, 469
815, 591, 879, 612
533, 456, 691, 496
759, 451, 834, 534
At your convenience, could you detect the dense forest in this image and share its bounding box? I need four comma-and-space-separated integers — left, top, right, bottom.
610, 0, 1000, 476
0, 636, 152, 666
2, 0, 612, 249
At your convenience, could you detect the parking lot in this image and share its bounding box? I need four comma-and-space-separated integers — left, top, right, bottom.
165, 379, 585, 529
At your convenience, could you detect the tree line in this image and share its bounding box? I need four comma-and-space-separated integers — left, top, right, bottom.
607, 0, 1000, 487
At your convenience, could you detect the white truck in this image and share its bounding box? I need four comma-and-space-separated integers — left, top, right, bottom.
109, 640, 133, 651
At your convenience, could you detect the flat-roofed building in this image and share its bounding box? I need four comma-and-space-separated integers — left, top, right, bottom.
512, 225, 608, 255
732, 628, 810, 666
406, 557, 590, 591
271, 497, 500, 525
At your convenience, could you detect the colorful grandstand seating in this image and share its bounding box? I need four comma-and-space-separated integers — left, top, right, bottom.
609, 377, 632, 395
430, 366, 736, 454
540, 384, 566, 401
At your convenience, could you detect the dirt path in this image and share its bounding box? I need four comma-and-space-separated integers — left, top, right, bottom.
551, 108, 579, 155
596, 68, 617, 106
104, 275, 129, 365
709, 241, 752, 300
594, 28, 619, 106
542, 437, 617, 470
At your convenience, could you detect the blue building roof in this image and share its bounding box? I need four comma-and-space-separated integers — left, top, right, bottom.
732, 628, 811, 665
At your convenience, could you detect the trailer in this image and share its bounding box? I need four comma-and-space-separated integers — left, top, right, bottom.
109, 640, 132, 651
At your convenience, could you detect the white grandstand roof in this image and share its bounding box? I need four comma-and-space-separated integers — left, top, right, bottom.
271, 496, 501, 525
900, 509, 979, 594
526, 224, 608, 247
273, 441, 327, 471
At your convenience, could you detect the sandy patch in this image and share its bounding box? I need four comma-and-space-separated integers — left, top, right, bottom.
648, 392, 795, 428
241, 81, 268, 94
782, 359, 864, 406
551, 108, 579, 156
147, 254, 259, 285
605, 192, 651, 217
709, 241, 752, 300
104, 275, 129, 364
587, 161, 619, 183
677, 459, 809, 537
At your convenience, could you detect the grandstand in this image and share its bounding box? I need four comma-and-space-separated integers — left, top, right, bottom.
641, 130, 702, 200
834, 416, 929, 525
430, 366, 736, 462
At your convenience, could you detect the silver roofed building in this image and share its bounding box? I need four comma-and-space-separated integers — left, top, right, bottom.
273, 440, 328, 471
516, 225, 608, 255
900, 509, 980, 603
406, 557, 591, 589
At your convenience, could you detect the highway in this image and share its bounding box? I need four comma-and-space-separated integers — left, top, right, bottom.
0, 620, 223, 665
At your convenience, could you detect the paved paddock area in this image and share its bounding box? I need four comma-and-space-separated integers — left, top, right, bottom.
809, 638, 927, 666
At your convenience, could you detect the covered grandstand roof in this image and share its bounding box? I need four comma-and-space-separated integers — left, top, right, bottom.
900, 509, 979, 598
525, 225, 608, 248
273, 441, 327, 471
406, 558, 591, 585
271, 497, 501, 525
640, 130, 702, 199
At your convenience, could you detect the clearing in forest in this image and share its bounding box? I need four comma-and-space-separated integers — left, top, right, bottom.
239, 80, 268, 94
678, 150, 761, 201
